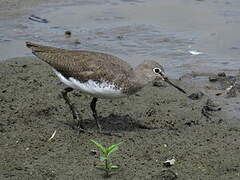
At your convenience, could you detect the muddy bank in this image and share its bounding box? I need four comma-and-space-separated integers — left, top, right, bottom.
180, 70, 240, 126
0, 57, 240, 179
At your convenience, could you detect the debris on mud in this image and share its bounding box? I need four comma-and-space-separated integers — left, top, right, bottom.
188, 91, 204, 100
201, 99, 221, 118
207, 71, 240, 97
163, 158, 176, 167
28, 15, 48, 23
64, 31, 72, 38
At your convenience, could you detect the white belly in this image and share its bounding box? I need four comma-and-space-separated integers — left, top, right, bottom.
53, 69, 127, 99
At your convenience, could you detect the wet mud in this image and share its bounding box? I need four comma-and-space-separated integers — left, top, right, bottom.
0, 57, 239, 179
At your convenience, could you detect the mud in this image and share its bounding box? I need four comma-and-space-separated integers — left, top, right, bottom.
0, 57, 239, 179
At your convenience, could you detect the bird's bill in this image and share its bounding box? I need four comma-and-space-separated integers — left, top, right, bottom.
161, 75, 186, 94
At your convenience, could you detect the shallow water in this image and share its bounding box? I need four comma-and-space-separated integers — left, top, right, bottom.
0, 0, 240, 78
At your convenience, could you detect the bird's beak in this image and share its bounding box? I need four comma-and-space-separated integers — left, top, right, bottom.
160, 73, 186, 94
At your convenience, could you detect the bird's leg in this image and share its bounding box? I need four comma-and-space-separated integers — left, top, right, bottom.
61, 87, 84, 132
90, 97, 102, 132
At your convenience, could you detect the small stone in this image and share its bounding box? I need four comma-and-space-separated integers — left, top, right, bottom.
217, 72, 226, 77
209, 75, 218, 82
65, 31, 71, 37
117, 35, 123, 40
90, 149, 97, 155
74, 39, 81, 44
188, 91, 204, 100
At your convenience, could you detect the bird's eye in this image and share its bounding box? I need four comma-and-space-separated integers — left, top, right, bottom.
153, 68, 161, 74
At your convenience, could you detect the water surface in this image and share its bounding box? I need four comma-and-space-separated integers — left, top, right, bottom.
0, 0, 240, 78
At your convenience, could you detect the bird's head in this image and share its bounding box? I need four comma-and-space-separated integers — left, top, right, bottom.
135, 60, 186, 94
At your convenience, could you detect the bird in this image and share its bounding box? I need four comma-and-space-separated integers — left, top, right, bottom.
26, 42, 186, 133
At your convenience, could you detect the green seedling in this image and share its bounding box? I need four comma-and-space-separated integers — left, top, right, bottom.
90, 139, 122, 177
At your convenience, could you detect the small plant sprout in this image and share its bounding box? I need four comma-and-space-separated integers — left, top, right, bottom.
90, 139, 122, 177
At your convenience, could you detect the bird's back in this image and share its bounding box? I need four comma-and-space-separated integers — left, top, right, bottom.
26, 42, 133, 81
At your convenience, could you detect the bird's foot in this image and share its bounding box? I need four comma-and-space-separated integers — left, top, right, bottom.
61, 87, 86, 134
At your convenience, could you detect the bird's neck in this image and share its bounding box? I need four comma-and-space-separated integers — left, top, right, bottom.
133, 66, 152, 87
119, 66, 153, 95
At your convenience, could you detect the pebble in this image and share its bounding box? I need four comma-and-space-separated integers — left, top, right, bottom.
65, 31, 72, 38
188, 91, 204, 100
209, 75, 218, 82
90, 149, 97, 155
217, 72, 226, 77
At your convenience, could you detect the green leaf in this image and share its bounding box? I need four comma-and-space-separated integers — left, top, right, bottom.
90, 139, 107, 154
111, 165, 118, 169
107, 146, 118, 156
100, 156, 108, 161
107, 142, 122, 155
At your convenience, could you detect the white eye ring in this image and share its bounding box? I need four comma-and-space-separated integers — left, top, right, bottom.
153, 68, 161, 74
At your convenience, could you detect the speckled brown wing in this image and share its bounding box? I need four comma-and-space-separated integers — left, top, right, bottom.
26, 42, 134, 87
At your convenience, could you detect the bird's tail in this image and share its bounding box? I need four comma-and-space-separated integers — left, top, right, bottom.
26, 41, 40, 49
25, 41, 70, 65
26, 42, 64, 53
